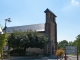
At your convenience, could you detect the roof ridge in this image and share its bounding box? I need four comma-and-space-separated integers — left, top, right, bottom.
7, 23, 44, 28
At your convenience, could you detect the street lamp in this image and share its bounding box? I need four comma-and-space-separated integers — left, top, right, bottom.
5, 18, 11, 33
2, 18, 11, 59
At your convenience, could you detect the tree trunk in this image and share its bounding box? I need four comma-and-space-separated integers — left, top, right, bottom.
23, 47, 26, 56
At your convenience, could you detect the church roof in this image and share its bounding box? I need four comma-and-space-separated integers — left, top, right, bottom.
6, 23, 45, 33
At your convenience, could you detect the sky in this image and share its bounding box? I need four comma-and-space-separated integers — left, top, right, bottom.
0, 0, 80, 42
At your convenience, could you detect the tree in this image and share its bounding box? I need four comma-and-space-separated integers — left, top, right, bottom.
8, 30, 29, 50
58, 40, 68, 49
0, 34, 7, 58
72, 34, 80, 53
8, 30, 48, 55
26, 30, 48, 48
68, 41, 73, 46
72, 40, 77, 46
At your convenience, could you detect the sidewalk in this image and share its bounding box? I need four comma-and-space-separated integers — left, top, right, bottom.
67, 55, 80, 58
0, 56, 62, 60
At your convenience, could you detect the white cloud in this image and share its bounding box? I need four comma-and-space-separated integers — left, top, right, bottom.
61, 0, 80, 11
71, 0, 78, 4
71, 0, 79, 6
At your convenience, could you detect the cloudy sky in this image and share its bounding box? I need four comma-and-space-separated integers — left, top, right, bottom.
0, 0, 80, 42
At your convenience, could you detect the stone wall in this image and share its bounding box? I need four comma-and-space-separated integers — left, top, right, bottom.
26, 47, 44, 54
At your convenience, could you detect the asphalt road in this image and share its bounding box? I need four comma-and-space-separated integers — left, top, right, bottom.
67, 56, 80, 60
62, 55, 80, 60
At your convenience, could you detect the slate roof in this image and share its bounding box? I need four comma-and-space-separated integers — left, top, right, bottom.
6, 23, 45, 33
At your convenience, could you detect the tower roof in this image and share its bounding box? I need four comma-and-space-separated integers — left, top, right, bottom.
44, 8, 57, 17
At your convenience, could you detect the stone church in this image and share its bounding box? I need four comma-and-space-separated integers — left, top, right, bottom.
5, 8, 57, 55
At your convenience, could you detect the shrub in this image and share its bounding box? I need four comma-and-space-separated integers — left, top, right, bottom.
9, 49, 25, 56
55, 48, 64, 56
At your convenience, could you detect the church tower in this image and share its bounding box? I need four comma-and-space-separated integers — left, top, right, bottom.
44, 8, 57, 55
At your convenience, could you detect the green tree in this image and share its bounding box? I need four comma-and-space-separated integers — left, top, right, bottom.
58, 40, 68, 49
0, 34, 7, 58
8, 30, 48, 55
72, 40, 77, 46
8, 30, 29, 50
72, 34, 80, 53
26, 30, 48, 48
68, 41, 73, 46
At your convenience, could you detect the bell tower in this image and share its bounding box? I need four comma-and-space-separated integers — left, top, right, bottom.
44, 8, 57, 55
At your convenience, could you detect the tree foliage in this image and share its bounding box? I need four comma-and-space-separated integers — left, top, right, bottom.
8, 30, 48, 53
0, 34, 7, 54
72, 34, 80, 53
58, 40, 68, 49
58, 34, 80, 54
68, 41, 73, 46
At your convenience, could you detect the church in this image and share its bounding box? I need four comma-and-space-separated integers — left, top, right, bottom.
5, 8, 57, 55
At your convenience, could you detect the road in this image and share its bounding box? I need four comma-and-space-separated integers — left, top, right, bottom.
66, 55, 80, 60
62, 55, 80, 60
